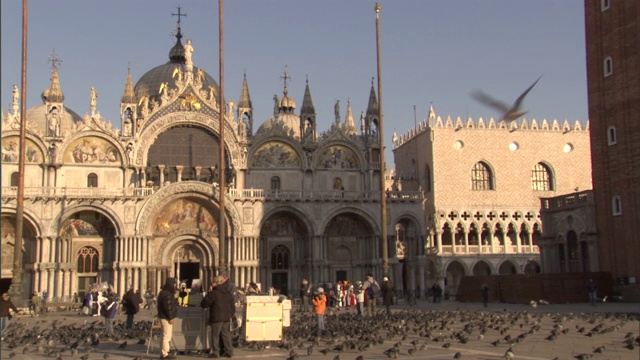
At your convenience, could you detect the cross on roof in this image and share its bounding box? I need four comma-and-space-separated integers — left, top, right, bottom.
280, 66, 292, 89
48, 49, 62, 70
172, 6, 188, 27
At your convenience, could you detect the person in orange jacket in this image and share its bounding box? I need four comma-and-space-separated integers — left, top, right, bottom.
312, 287, 327, 335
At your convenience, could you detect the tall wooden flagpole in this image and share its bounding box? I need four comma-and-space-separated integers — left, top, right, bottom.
217, 0, 227, 274
375, 3, 389, 277
9, 0, 29, 305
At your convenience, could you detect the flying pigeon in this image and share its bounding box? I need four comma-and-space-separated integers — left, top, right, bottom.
470, 74, 543, 122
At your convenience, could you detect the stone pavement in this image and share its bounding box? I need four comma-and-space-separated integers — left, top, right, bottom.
2, 299, 639, 360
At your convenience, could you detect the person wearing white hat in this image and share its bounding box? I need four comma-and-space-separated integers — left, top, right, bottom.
312, 287, 327, 335
382, 276, 395, 316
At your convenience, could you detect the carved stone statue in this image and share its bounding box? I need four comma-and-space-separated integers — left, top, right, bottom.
184, 38, 194, 68
90, 86, 98, 114
48, 109, 60, 137
334, 100, 341, 123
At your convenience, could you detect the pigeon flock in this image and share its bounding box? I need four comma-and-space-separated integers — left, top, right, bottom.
2, 307, 639, 360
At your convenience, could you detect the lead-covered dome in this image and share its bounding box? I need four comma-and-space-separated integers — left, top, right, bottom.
133, 30, 219, 103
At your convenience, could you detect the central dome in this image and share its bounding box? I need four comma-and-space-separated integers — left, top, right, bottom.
133, 32, 219, 103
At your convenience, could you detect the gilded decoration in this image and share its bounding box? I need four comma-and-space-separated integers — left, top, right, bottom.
261, 213, 306, 236
317, 145, 359, 169
153, 199, 218, 236
251, 142, 300, 168
2, 136, 43, 163
64, 136, 120, 164
59, 211, 115, 237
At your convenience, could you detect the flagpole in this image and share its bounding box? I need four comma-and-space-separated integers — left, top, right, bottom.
375, 3, 389, 277
217, 0, 227, 274
9, 0, 28, 305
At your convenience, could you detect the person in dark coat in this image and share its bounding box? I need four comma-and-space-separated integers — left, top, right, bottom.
481, 283, 490, 307
381, 277, 395, 316
0, 292, 19, 334
122, 288, 143, 329
201, 275, 235, 358
157, 278, 179, 359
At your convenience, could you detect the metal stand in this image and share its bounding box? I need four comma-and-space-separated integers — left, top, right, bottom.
147, 316, 177, 356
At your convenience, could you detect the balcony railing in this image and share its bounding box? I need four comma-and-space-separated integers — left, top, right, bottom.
434, 244, 539, 255
1, 187, 155, 198
3, 187, 424, 202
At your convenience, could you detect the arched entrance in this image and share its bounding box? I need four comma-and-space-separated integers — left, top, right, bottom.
260, 211, 309, 297
163, 237, 217, 294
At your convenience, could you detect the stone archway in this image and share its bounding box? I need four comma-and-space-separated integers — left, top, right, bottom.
445, 260, 466, 298
472, 260, 492, 275
498, 260, 517, 274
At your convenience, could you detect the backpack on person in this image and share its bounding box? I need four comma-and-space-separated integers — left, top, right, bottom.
366, 281, 381, 299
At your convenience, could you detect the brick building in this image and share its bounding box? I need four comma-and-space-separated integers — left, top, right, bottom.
585, 0, 640, 294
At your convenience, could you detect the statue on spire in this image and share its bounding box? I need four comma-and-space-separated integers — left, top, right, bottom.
90, 86, 98, 116
334, 100, 341, 124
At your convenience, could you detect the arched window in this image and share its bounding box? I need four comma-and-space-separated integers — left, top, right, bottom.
612, 195, 622, 216
270, 245, 290, 270
607, 125, 617, 145
77, 246, 99, 273
10, 172, 19, 187
603, 56, 613, 77
270, 176, 280, 190
531, 162, 553, 191
87, 173, 98, 187
471, 161, 493, 190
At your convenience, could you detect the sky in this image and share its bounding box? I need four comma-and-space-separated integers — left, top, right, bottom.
1, 1, 588, 162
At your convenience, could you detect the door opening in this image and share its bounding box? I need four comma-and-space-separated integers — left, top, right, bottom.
176, 262, 200, 288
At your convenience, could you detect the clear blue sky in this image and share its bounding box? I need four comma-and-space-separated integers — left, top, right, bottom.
1, 1, 588, 161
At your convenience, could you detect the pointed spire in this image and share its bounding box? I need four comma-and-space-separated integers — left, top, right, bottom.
365, 77, 379, 118
41, 51, 64, 103
121, 65, 135, 104
238, 72, 252, 109
345, 98, 356, 134
429, 102, 436, 120
300, 76, 315, 115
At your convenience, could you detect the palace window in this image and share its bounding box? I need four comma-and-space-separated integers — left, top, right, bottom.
87, 173, 98, 187
270, 245, 290, 270
531, 162, 553, 191
607, 125, 617, 145
77, 246, 99, 273
471, 161, 493, 190
10, 172, 18, 187
271, 176, 281, 190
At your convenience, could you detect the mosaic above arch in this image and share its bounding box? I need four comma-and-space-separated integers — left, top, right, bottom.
2, 136, 43, 163
317, 145, 359, 169
261, 212, 307, 236
153, 199, 218, 236
325, 213, 372, 236
59, 211, 115, 237
64, 136, 120, 164
251, 141, 300, 168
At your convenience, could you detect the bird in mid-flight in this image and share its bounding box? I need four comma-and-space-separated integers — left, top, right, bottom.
470, 74, 543, 122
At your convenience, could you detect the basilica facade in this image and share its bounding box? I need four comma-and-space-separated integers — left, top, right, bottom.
1, 28, 426, 302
